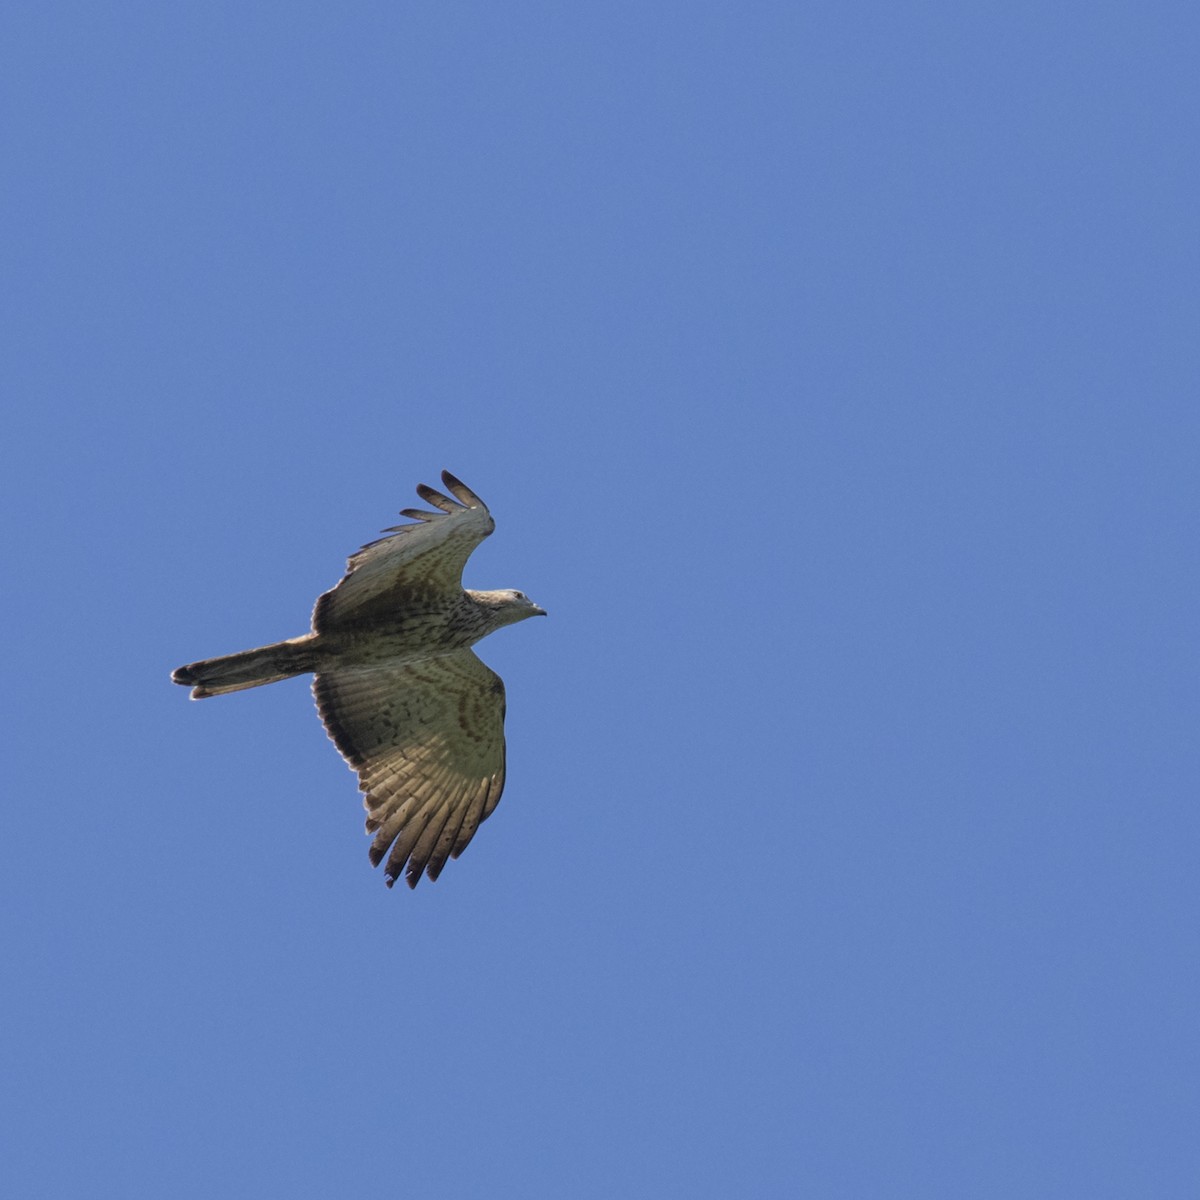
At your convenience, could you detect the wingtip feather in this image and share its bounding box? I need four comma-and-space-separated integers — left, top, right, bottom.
441, 471, 486, 510
415, 482, 458, 513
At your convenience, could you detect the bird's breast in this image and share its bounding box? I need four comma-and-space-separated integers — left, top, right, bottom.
322, 611, 484, 669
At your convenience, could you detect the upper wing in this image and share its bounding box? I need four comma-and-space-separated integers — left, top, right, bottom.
312, 471, 494, 632
313, 649, 507, 887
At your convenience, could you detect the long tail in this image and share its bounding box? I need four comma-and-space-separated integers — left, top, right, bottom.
171, 636, 322, 699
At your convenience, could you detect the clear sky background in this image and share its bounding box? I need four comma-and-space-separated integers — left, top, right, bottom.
3, 3, 1197, 1197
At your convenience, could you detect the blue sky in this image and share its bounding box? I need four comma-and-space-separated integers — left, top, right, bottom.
3, 2, 1197, 1196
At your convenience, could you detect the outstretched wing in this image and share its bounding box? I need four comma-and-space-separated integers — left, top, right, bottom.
312, 471, 494, 632
313, 650, 507, 887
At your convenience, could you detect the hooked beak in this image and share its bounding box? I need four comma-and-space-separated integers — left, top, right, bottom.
532, 605, 547, 616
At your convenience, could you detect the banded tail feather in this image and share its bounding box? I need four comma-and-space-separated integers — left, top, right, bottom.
172, 637, 321, 699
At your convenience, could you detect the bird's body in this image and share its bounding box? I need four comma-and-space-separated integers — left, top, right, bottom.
172, 472, 543, 888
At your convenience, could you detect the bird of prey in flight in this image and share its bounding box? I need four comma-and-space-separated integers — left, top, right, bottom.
172, 472, 544, 888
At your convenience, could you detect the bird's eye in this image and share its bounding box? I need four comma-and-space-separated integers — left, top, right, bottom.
514, 591, 526, 600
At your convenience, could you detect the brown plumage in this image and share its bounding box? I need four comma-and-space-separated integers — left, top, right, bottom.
171, 472, 544, 888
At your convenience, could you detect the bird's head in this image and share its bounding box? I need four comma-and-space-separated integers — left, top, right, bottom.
469, 589, 547, 631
